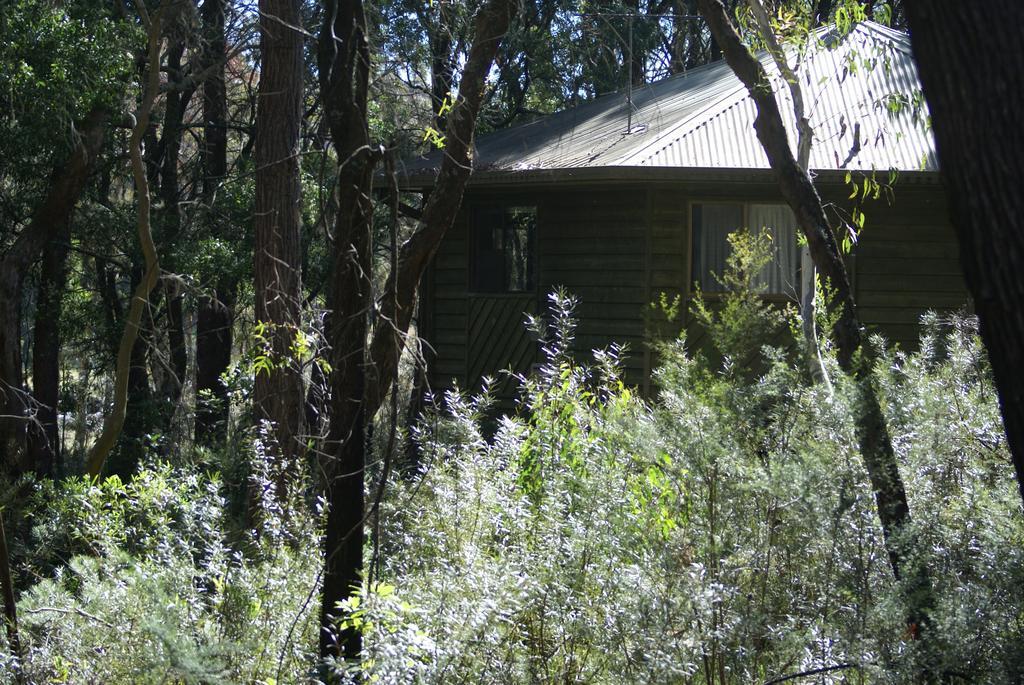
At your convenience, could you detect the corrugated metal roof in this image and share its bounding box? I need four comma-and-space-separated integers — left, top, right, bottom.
399, 21, 934, 183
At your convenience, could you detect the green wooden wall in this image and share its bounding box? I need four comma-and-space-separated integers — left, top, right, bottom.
423, 178, 968, 401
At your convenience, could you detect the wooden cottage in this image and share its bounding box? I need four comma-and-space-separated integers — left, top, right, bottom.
399, 22, 968, 398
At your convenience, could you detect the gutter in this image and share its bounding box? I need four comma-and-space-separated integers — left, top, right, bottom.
397, 165, 945, 190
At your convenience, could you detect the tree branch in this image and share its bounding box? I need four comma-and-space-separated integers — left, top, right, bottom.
365, 0, 517, 415
86, 4, 165, 478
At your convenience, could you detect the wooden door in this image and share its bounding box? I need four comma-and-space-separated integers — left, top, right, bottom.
466, 294, 538, 399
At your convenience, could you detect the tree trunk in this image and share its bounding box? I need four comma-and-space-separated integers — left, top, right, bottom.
102, 265, 156, 479
0, 107, 107, 477
156, 37, 190, 423
318, 0, 376, 665
316, 0, 515, 671
695, 0, 935, 646
254, 0, 305, 480
27, 218, 72, 477
195, 0, 235, 448
905, 1, 1024, 510
0, 512, 19, 662
744, 0, 830, 392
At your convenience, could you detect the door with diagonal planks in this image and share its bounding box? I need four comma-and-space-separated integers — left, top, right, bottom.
466, 294, 538, 400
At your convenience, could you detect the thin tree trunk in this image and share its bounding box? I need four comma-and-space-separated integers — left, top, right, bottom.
0, 512, 19, 662
0, 107, 107, 477
316, 0, 515, 671
195, 0, 235, 448
905, 1, 1024, 510
695, 0, 935, 645
156, 38, 190, 420
86, 6, 165, 478
103, 263, 156, 478
744, 0, 830, 392
254, 0, 305, 481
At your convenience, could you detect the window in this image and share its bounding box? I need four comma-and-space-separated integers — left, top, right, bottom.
471, 205, 537, 293
692, 202, 799, 296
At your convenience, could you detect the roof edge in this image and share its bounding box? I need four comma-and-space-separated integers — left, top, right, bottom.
398, 165, 943, 189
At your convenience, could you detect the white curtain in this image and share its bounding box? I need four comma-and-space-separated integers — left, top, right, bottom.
749, 203, 799, 296
697, 203, 743, 291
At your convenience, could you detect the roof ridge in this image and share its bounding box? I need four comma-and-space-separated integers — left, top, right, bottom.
619, 49, 790, 166
615, 80, 750, 165
469, 48, 743, 149
854, 20, 913, 54
467, 22, 910, 159
621, 20, 912, 167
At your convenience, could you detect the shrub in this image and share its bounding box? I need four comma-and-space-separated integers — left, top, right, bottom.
350, 292, 1023, 684
3, 288, 1021, 684
2, 458, 321, 684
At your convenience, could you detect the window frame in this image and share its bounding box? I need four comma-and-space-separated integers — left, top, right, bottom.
688, 198, 802, 302
467, 202, 540, 297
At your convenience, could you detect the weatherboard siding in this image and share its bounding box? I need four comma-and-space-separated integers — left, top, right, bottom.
538, 188, 648, 388
428, 212, 469, 391
425, 180, 968, 401
842, 187, 968, 348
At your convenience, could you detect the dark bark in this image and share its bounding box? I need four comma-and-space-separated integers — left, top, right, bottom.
316, 0, 515, 670
0, 512, 19, 662
695, 0, 935, 640
26, 217, 72, 477
905, 1, 1024, 511
318, 0, 375, 665
0, 108, 107, 477
96, 257, 123, 352
365, 0, 516, 418
195, 292, 234, 444
254, 0, 305, 478
195, 0, 235, 448
905, 1, 1024, 509
156, 38, 190, 419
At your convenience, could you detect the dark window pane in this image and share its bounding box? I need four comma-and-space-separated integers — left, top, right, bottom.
691, 202, 798, 295
471, 205, 536, 293
472, 208, 506, 292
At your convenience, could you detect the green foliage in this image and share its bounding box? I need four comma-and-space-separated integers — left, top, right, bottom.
1, 461, 320, 684
4, 249, 1022, 685
876, 315, 1024, 678
344, 294, 1022, 684
0, 0, 135, 199
2, 287, 1021, 683
690, 229, 794, 377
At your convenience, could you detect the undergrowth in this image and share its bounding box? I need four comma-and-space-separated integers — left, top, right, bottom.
1, 265, 1021, 683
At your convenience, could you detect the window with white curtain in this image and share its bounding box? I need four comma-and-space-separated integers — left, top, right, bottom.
692, 202, 799, 296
